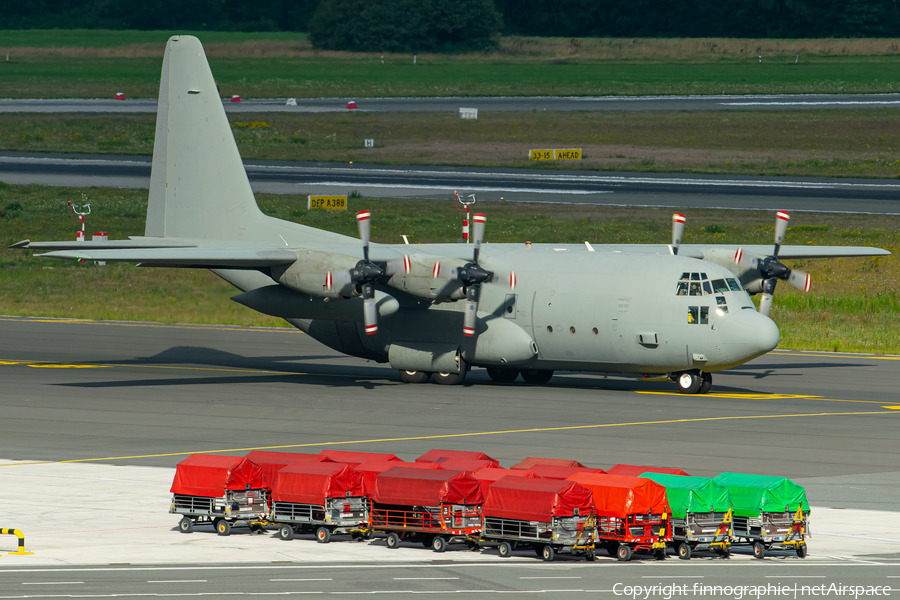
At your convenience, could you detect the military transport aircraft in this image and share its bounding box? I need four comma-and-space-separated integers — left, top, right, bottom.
11, 36, 890, 394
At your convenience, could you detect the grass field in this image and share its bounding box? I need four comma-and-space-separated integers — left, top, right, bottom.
3, 32, 900, 98
0, 182, 897, 353
4, 110, 900, 179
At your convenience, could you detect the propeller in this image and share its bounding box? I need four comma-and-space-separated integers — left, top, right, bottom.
734, 210, 812, 317
671, 213, 686, 255
458, 214, 493, 337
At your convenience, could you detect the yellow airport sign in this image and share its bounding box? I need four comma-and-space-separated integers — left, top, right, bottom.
529, 148, 582, 161
308, 195, 347, 210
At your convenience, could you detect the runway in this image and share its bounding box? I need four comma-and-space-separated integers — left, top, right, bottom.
1, 316, 898, 594
5, 93, 900, 113
5, 152, 900, 213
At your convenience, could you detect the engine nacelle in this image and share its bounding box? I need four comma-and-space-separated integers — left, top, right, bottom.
271, 250, 361, 299
386, 254, 466, 301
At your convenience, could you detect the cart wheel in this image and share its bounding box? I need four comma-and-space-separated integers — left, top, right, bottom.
585, 549, 596, 562
279, 524, 294, 541
386, 533, 401, 549
316, 527, 331, 544
486, 367, 520, 383
178, 516, 193, 534
796, 543, 807, 559
715, 546, 731, 558
677, 542, 692, 560
498, 542, 512, 557
521, 369, 554, 385
216, 519, 231, 536
617, 544, 633, 562
432, 536, 447, 552
541, 545, 555, 562
399, 370, 431, 384
753, 541, 767, 559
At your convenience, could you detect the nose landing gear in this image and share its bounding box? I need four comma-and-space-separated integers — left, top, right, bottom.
673, 370, 712, 394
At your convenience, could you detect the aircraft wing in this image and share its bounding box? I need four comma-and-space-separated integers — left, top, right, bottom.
679, 245, 891, 260
9, 238, 198, 250
36, 247, 298, 268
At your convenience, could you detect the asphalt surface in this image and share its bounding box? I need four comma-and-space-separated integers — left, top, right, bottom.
5, 152, 900, 213
1, 316, 899, 595
5, 93, 900, 113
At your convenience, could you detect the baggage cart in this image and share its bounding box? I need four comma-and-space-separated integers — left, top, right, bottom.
526, 464, 605, 480
640, 473, 733, 559
569, 473, 671, 561
416, 449, 500, 465
370, 467, 484, 552
480, 476, 596, 561
269, 462, 368, 543
511, 457, 588, 470
318, 450, 402, 468
714, 473, 810, 559
608, 464, 691, 477
245, 450, 325, 491
169, 454, 267, 536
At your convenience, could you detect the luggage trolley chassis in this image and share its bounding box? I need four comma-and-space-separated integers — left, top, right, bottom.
370, 502, 482, 551
481, 513, 595, 561
271, 495, 369, 541
170, 489, 268, 534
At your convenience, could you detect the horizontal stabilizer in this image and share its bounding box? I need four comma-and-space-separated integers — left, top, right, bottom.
11, 239, 197, 251
37, 247, 298, 268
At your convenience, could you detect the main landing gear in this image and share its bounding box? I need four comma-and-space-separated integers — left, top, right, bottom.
673, 370, 712, 394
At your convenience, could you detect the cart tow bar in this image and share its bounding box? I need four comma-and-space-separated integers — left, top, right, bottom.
711, 508, 733, 550
784, 507, 806, 547
2, 529, 35, 555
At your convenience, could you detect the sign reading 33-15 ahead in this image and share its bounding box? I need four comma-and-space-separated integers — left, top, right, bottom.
308, 195, 348, 210
529, 148, 582, 161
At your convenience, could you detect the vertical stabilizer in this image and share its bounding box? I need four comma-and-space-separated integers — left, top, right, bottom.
146, 36, 264, 240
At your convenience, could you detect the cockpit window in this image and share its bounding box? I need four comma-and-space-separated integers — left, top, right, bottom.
689, 281, 702, 296
702, 280, 712, 294
712, 279, 730, 293
726, 278, 743, 291
676, 281, 689, 296
690, 273, 700, 281
701, 273, 708, 280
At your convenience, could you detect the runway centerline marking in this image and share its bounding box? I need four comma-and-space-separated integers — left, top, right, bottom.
2, 409, 894, 466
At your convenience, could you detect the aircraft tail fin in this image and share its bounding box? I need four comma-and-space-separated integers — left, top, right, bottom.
146, 36, 264, 240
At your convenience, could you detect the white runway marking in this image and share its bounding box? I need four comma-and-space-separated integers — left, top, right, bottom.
724, 101, 900, 106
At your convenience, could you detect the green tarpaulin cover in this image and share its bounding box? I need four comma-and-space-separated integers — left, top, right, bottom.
639, 473, 731, 519
714, 472, 810, 518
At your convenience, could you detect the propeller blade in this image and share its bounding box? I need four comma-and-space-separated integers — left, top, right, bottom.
758, 292, 774, 317
671, 213, 685, 255
788, 269, 811, 292
733, 247, 760, 270
463, 286, 479, 337
325, 271, 333, 292
774, 210, 790, 257
384, 254, 411, 276
356, 210, 371, 261
362, 282, 377, 335
472, 213, 486, 263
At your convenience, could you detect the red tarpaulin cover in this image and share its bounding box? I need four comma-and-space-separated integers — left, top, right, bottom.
431, 458, 495, 473
317, 450, 402, 467
372, 467, 485, 506
607, 464, 691, 477
511, 457, 587, 470
356, 460, 443, 495
567, 473, 670, 518
415, 449, 499, 465
472, 467, 538, 494
527, 464, 606, 480
482, 476, 595, 522
272, 462, 364, 504
170, 454, 265, 497
245, 451, 324, 489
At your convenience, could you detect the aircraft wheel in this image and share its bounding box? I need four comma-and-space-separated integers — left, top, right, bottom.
178, 516, 193, 534
699, 372, 713, 394
434, 358, 469, 385
674, 370, 702, 394
486, 367, 520, 383
498, 542, 512, 557
753, 541, 767, 559
616, 544, 633, 562
399, 370, 431, 384
521, 369, 554, 385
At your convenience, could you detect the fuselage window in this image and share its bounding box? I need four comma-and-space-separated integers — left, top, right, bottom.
712, 279, 730, 293
726, 278, 742, 291
716, 296, 727, 305
699, 306, 709, 324
702, 280, 712, 295
676, 281, 689, 296
689, 281, 702, 296
688, 306, 699, 323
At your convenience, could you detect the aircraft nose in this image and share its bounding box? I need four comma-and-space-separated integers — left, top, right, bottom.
718, 308, 780, 365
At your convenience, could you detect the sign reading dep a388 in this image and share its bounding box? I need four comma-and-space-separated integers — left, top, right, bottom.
307, 195, 347, 210
529, 148, 582, 161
